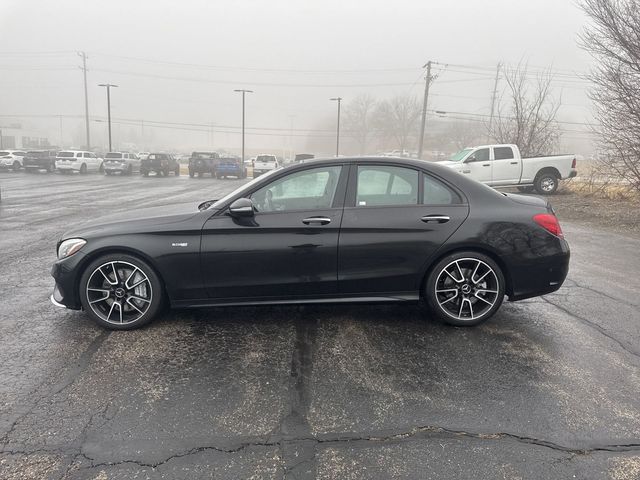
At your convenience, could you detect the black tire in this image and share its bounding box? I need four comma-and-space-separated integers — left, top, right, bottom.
425, 251, 505, 327
12, 161, 21, 172
141, 170, 149, 177
98, 162, 104, 174
79, 253, 164, 330
126, 164, 133, 176
534, 172, 559, 195
105, 170, 113, 176
46, 163, 54, 173
517, 186, 534, 193
189, 169, 195, 178
79, 163, 87, 174
162, 168, 169, 177
174, 165, 180, 176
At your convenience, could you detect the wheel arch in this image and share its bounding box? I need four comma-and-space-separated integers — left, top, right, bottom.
73, 246, 169, 306
535, 166, 561, 180
419, 245, 514, 298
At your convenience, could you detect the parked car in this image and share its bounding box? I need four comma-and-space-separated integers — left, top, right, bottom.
138, 152, 150, 160
253, 154, 279, 176
439, 144, 577, 194
140, 153, 180, 177
188, 151, 219, 177
50, 156, 569, 330
104, 152, 140, 175
0, 150, 27, 171
23, 150, 58, 173
215, 156, 247, 179
55, 151, 103, 174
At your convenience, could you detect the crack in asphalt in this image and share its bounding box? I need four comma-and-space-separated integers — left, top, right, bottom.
562, 277, 639, 308
540, 296, 640, 360
0, 330, 111, 448
3, 425, 639, 473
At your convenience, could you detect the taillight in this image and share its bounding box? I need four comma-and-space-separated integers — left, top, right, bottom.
571, 157, 576, 169
533, 213, 563, 238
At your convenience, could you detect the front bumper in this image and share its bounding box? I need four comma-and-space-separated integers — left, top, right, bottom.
50, 252, 87, 310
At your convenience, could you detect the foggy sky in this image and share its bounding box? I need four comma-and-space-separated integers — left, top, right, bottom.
0, 0, 595, 154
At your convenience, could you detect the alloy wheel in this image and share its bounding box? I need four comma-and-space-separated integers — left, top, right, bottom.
434, 258, 500, 321
86, 261, 153, 325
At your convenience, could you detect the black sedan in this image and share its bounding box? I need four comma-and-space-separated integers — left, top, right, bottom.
51, 157, 570, 330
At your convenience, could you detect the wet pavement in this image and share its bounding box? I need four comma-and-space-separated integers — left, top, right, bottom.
0, 171, 639, 479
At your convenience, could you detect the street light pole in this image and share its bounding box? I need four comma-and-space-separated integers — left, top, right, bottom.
330, 97, 342, 157
234, 89, 253, 165
98, 83, 118, 152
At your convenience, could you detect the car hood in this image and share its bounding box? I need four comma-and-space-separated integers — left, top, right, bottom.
436, 160, 464, 168
62, 202, 203, 239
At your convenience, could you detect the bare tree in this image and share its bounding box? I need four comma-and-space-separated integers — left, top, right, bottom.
342, 94, 377, 154
446, 120, 485, 150
373, 95, 421, 152
580, 0, 640, 191
489, 62, 561, 157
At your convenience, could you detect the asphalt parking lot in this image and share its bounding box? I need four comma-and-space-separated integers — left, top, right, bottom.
0, 171, 639, 480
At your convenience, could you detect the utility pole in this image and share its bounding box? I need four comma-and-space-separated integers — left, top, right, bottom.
234, 89, 253, 165
59, 115, 63, 147
417, 61, 434, 160
78, 51, 91, 150
330, 97, 342, 156
487, 62, 502, 142
98, 83, 118, 152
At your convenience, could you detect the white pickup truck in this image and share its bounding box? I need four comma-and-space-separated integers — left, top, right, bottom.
253, 154, 280, 177
437, 144, 577, 194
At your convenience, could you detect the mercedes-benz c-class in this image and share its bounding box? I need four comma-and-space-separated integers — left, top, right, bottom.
51, 157, 570, 329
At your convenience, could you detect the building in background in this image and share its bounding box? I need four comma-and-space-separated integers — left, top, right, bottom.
0, 123, 51, 150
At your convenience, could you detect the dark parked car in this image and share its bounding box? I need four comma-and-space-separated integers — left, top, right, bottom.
294, 153, 315, 163
23, 150, 59, 172
51, 157, 570, 330
215, 156, 247, 179
188, 151, 219, 177
140, 153, 180, 177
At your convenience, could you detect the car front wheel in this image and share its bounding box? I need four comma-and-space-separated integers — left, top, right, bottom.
425, 252, 505, 326
79, 254, 164, 330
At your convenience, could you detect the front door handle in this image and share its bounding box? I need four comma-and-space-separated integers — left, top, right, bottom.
302, 216, 331, 225
462, 169, 471, 174
482, 163, 490, 167
421, 215, 450, 224
510, 161, 518, 165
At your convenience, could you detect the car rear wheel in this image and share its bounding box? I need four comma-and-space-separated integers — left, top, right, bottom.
425, 251, 505, 326
174, 165, 180, 176
79, 163, 87, 174
534, 172, 558, 195
12, 160, 21, 171
79, 254, 164, 330
189, 169, 195, 178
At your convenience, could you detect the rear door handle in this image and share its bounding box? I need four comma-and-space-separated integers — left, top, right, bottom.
421, 215, 450, 224
482, 163, 490, 167
510, 161, 518, 165
302, 216, 331, 225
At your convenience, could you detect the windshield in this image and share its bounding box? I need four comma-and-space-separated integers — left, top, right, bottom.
449, 148, 473, 162
208, 168, 281, 209
105, 152, 123, 159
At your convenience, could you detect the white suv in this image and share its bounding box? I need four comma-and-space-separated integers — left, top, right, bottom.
253, 154, 279, 177
55, 151, 104, 174
0, 150, 27, 171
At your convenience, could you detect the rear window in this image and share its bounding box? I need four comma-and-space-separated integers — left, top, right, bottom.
105, 153, 123, 159
27, 151, 45, 156
256, 155, 276, 162
0, 152, 9, 156
148, 154, 167, 160
356, 165, 419, 206
58, 151, 76, 158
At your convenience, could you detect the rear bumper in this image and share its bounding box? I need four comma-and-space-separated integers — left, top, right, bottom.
568, 169, 577, 178
56, 163, 80, 171
506, 239, 570, 301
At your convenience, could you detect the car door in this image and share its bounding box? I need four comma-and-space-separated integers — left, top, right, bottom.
491, 146, 521, 185
200, 164, 348, 299
462, 147, 492, 183
338, 163, 469, 295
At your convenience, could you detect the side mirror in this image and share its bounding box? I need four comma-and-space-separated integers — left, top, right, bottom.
229, 198, 254, 217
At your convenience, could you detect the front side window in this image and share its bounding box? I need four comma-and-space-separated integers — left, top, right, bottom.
356, 165, 418, 206
469, 148, 490, 162
251, 166, 342, 212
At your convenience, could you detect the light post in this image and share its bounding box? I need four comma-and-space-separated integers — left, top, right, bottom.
234, 89, 253, 165
98, 83, 118, 152
330, 97, 342, 157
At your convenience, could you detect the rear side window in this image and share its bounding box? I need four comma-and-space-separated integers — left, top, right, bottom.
356, 166, 418, 206
494, 146, 514, 160
423, 174, 462, 205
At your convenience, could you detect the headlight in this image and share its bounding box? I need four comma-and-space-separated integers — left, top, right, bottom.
58, 238, 86, 259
